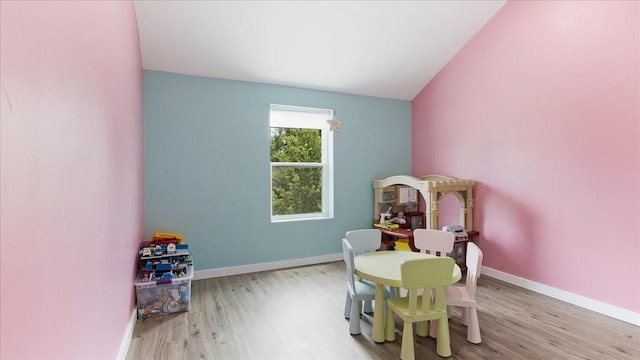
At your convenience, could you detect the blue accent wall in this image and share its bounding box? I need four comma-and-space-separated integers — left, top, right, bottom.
144, 70, 411, 270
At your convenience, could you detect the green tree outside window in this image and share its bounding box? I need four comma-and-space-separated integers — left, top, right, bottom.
270, 128, 323, 215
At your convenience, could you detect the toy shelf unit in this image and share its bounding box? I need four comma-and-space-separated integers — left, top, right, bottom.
135, 234, 194, 319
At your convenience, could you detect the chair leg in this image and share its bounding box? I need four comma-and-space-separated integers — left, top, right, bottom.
435, 316, 452, 357
466, 307, 481, 344
428, 319, 438, 338
349, 296, 362, 335
461, 307, 469, 326
400, 322, 415, 360
344, 292, 352, 319
363, 299, 373, 314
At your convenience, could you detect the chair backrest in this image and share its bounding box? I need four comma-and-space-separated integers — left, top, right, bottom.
342, 238, 357, 290
401, 257, 455, 315
464, 242, 483, 298
342, 229, 381, 290
412, 229, 454, 256
345, 229, 382, 254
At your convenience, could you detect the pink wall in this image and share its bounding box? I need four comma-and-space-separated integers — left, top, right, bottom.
0, 1, 143, 359
412, 1, 639, 313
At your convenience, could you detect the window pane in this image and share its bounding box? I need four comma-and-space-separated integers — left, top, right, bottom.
272, 166, 323, 215
270, 128, 322, 163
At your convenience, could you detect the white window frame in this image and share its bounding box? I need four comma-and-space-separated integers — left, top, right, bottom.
269, 104, 334, 222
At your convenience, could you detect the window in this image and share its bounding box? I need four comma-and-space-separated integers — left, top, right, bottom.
270, 104, 334, 222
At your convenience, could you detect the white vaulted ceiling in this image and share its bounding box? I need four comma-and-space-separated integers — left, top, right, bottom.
134, 1, 506, 101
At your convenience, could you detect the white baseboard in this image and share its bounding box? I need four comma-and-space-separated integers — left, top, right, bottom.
193, 253, 343, 280
116, 308, 137, 360
482, 266, 640, 327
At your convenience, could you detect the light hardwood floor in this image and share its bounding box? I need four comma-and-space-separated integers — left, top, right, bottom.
126, 261, 639, 360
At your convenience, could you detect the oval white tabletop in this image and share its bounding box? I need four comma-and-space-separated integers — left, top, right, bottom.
354, 250, 462, 286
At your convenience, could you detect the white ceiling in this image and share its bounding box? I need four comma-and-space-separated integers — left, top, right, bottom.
134, 1, 506, 101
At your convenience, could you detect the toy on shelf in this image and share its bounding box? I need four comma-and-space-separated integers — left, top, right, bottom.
390, 211, 407, 224
140, 232, 184, 247
167, 243, 176, 254
138, 242, 189, 258
374, 222, 400, 230
379, 204, 392, 224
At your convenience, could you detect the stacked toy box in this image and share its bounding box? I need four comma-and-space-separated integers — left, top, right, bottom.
135, 232, 194, 319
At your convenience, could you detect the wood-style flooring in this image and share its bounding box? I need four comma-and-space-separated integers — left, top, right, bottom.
126, 261, 639, 360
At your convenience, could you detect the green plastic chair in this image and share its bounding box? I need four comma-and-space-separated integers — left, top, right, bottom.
385, 257, 455, 359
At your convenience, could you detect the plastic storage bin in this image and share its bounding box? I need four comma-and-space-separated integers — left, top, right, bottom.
135, 265, 193, 319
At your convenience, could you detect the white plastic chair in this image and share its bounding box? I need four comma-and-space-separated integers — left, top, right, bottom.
412, 229, 455, 256
342, 229, 389, 335
430, 242, 484, 344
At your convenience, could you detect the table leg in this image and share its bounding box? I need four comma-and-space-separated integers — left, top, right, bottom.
372, 284, 386, 343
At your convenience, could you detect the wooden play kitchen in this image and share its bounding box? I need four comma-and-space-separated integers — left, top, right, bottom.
372, 174, 478, 271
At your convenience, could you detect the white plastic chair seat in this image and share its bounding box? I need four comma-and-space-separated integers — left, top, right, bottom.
345, 279, 389, 317
347, 279, 377, 314
353, 279, 377, 299
445, 285, 475, 305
